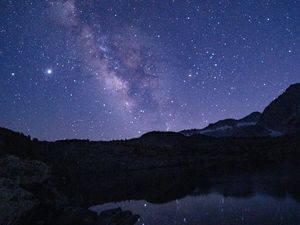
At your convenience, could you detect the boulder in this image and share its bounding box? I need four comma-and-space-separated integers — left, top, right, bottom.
97, 208, 140, 225
0, 155, 50, 185
0, 178, 37, 225
50, 207, 98, 225
0, 155, 51, 225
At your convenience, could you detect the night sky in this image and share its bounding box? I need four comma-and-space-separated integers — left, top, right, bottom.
0, 0, 299, 141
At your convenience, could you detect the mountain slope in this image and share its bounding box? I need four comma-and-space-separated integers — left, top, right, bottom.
180, 112, 263, 137
258, 83, 300, 134
181, 83, 300, 137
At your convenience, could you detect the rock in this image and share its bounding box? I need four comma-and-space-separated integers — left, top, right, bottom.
110, 210, 132, 223
0, 178, 37, 225
99, 208, 122, 218
50, 207, 98, 225
120, 215, 140, 225
0, 155, 50, 185
0, 155, 60, 225
97, 208, 139, 225
0, 154, 139, 225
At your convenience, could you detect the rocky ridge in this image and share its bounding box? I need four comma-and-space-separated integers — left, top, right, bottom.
0, 155, 139, 225
180, 83, 300, 137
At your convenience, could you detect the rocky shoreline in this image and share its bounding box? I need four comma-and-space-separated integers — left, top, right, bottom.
0, 155, 139, 225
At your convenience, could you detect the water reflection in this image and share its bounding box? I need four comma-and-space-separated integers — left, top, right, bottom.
61, 166, 300, 204
91, 193, 300, 225
60, 166, 300, 224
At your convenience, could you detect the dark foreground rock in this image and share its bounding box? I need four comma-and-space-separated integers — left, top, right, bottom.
97, 208, 140, 225
49, 207, 97, 225
0, 177, 36, 225
0, 155, 50, 185
0, 155, 50, 225
48, 207, 139, 225
0, 155, 139, 225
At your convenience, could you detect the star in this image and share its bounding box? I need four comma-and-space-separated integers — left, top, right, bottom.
46, 69, 52, 75
1, 0, 299, 141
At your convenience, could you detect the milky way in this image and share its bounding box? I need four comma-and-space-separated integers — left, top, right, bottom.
0, 0, 299, 140
49, 0, 182, 135
54, 3, 147, 106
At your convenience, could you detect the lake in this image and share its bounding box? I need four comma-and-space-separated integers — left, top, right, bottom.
88, 167, 300, 225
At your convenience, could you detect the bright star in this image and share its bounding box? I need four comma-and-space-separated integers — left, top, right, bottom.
47, 69, 52, 75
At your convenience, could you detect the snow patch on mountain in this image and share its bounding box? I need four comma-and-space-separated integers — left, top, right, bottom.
200, 125, 233, 134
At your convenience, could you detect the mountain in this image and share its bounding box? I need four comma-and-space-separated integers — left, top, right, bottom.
180, 112, 264, 137
258, 83, 300, 134
181, 83, 300, 137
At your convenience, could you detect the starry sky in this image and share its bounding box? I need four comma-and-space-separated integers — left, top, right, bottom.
0, 0, 299, 141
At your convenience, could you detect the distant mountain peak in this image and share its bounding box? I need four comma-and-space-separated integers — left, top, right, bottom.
180, 111, 262, 137
286, 83, 300, 91
258, 83, 300, 133
181, 83, 300, 138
